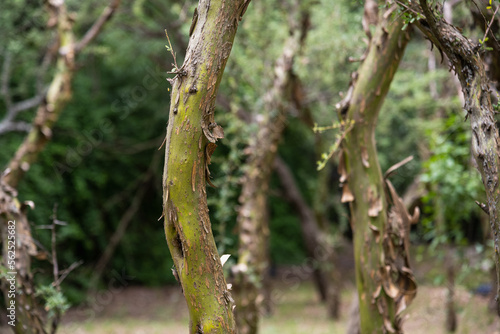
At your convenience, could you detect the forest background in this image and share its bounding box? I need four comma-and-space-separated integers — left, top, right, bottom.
0, 0, 499, 333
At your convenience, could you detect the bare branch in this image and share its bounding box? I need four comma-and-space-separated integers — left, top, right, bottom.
482, 5, 500, 44
10, 92, 46, 115
0, 91, 46, 135
55, 260, 83, 287
0, 121, 32, 135
74, 0, 121, 53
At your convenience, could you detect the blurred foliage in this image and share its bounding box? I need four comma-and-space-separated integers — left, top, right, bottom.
419, 112, 485, 245
0, 0, 495, 306
35, 284, 70, 321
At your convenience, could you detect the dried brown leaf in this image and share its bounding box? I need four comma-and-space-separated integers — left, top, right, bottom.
338, 151, 348, 183
341, 183, 354, 203
361, 146, 370, 168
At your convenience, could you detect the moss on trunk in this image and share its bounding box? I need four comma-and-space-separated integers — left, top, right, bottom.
162, 1, 251, 333
338, 5, 412, 333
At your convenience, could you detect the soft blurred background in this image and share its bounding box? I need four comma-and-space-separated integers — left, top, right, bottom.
0, 0, 499, 333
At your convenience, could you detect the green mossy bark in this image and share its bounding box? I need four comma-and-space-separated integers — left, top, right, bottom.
339, 10, 410, 334
162, 1, 250, 333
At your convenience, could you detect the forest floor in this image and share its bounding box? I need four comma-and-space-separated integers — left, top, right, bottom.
49, 280, 499, 334
0, 246, 498, 334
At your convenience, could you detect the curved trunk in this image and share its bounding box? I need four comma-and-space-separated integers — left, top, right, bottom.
338, 4, 414, 333
233, 5, 309, 332
1, 2, 119, 333
161, 1, 250, 333
403, 0, 500, 316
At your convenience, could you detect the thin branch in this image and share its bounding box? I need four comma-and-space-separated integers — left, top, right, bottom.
0, 121, 32, 135
395, 0, 425, 18
74, 0, 121, 53
51, 205, 60, 291
10, 91, 46, 115
482, 5, 500, 43
0, 91, 46, 135
54, 260, 83, 286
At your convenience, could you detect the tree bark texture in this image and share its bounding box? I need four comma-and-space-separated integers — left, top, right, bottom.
337, 4, 416, 333
232, 5, 307, 333
402, 0, 500, 315
0, 181, 45, 334
162, 1, 251, 333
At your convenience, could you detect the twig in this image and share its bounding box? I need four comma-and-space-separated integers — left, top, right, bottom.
165, 29, 179, 72
482, 5, 500, 44
0, 92, 46, 135
395, 0, 426, 18
54, 260, 83, 286
51, 205, 60, 290
74, 0, 121, 52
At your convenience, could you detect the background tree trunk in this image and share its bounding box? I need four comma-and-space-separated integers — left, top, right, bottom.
232, 3, 309, 332
162, 1, 250, 333
0, 2, 119, 333
337, 3, 413, 332
290, 74, 342, 317
273, 156, 341, 318
404, 0, 500, 315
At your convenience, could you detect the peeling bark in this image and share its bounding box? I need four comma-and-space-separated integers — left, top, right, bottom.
162, 1, 251, 333
400, 0, 500, 316
232, 4, 309, 333
0, 177, 45, 334
337, 4, 416, 333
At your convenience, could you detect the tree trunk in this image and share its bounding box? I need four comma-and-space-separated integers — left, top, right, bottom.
0, 2, 119, 333
232, 4, 308, 333
346, 293, 361, 334
337, 3, 414, 332
403, 0, 500, 316
445, 251, 457, 332
273, 156, 341, 318
161, 1, 251, 333
290, 73, 342, 315
0, 182, 45, 334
